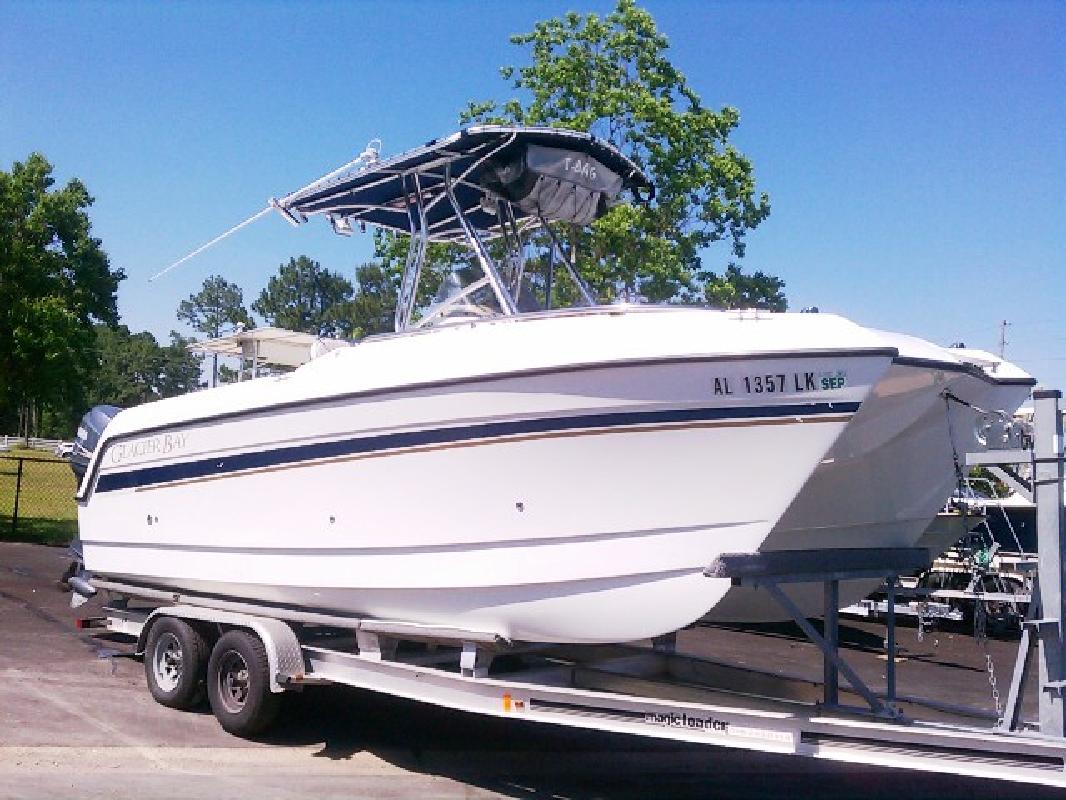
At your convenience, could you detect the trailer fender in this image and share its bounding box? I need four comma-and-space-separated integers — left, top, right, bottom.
136, 605, 303, 692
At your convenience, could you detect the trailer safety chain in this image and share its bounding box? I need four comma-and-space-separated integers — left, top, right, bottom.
972, 600, 1004, 719
941, 392, 1009, 721
916, 602, 930, 643
986, 652, 1003, 720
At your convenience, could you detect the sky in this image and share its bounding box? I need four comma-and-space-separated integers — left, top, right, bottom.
2, 1, 1063, 390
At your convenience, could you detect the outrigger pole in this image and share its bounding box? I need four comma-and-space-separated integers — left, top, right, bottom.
147, 140, 382, 283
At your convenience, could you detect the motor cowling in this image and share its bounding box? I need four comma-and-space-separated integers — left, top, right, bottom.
69, 405, 122, 482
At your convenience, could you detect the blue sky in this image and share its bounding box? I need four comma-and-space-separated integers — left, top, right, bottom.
2, 1, 1063, 390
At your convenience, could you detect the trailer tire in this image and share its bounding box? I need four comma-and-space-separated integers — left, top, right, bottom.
207, 629, 280, 737
145, 617, 208, 709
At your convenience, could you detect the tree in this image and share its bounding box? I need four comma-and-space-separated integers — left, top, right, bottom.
0, 153, 124, 438
86, 325, 164, 407
216, 364, 240, 384
460, 0, 776, 304
158, 331, 203, 397
344, 262, 398, 339
84, 325, 203, 408
343, 231, 468, 337
176, 275, 252, 387
703, 264, 787, 311
253, 256, 353, 337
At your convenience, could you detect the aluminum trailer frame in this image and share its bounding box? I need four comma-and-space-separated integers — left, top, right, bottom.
95, 599, 1066, 789
72, 390, 1066, 788
975, 389, 1066, 737
842, 596, 964, 623
841, 585, 1030, 624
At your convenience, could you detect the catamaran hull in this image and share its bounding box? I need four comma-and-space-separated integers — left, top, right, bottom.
78, 346, 891, 644
705, 361, 1033, 623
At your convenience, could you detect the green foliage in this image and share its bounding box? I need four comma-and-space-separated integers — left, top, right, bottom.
177, 274, 252, 338
968, 466, 1010, 499
87, 325, 164, 406
252, 256, 353, 337
216, 363, 240, 384
703, 263, 787, 311
460, 0, 774, 303
84, 324, 203, 407
369, 230, 461, 299
345, 262, 397, 339
0, 153, 123, 437
158, 331, 203, 396
177, 274, 251, 387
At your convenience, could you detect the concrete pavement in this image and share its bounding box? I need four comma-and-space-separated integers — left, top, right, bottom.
0, 541, 1058, 799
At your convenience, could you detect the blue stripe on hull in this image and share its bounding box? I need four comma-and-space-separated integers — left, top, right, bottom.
94, 401, 860, 494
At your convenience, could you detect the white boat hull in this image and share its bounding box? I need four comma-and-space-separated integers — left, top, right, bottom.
706, 349, 1033, 623
77, 310, 893, 643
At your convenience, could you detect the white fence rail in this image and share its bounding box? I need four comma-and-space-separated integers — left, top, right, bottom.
0, 436, 71, 454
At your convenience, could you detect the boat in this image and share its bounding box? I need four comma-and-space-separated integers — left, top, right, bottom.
70, 126, 898, 644
705, 340, 1034, 622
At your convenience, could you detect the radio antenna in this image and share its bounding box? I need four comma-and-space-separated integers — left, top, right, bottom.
148, 206, 273, 282
148, 139, 383, 282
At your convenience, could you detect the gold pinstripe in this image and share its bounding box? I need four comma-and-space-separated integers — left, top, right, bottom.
128, 413, 853, 494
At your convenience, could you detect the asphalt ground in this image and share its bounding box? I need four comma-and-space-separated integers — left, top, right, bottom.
0, 541, 1060, 800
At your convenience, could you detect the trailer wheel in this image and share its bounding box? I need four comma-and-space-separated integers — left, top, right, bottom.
145, 617, 208, 709
207, 629, 280, 737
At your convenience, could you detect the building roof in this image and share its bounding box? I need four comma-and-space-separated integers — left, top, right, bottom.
187, 326, 348, 368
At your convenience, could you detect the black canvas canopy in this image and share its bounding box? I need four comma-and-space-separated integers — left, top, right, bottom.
275, 126, 652, 242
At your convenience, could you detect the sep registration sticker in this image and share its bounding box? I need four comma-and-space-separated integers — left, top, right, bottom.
817, 370, 848, 390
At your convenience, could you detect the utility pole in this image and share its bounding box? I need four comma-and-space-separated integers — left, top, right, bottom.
998, 319, 1011, 358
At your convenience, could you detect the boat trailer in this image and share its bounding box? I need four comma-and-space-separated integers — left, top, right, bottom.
82, 390, 1066, 788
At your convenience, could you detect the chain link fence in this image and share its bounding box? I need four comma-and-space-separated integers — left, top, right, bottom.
0, 453, 78, 544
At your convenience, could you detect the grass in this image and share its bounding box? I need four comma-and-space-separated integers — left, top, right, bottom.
0, 449, 79, 546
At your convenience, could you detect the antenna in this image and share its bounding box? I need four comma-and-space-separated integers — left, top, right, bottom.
148, 206, 273, 282
147, 139, 383, 282
998, 319, 1011, 358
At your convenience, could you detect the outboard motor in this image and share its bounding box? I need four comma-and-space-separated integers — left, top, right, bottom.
65, 405, 119, 608
69, 405, 122, 482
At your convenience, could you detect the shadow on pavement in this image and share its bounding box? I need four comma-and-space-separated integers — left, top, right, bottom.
251, 683, 1055, 800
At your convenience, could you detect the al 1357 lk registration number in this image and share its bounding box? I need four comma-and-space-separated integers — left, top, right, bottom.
712, 371, 848, 396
